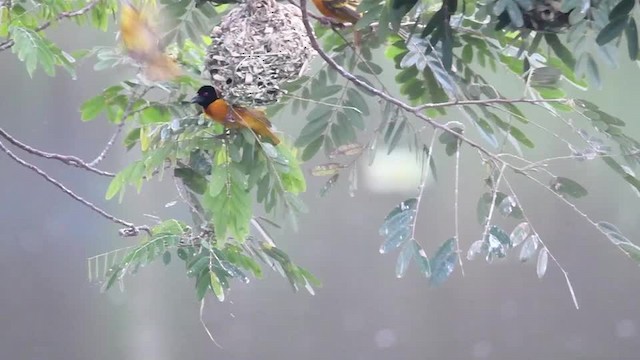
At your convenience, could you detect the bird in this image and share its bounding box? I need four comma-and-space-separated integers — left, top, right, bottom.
312, 0, 361, 24
191, 86, 281, 145
312, 0, 362, 47
119, 1, 181, 81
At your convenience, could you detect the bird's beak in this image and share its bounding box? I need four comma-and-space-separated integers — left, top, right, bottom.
190, 95, 202, 104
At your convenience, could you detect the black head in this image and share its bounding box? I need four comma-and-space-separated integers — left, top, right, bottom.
191, 86, 219, 107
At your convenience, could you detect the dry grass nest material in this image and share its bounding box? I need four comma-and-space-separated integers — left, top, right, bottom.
203, 0, 315, 106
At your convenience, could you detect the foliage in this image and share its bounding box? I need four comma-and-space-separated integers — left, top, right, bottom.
2, 0, 640, 314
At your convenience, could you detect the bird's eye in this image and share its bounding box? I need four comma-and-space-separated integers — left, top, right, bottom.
202, 92, 209, 96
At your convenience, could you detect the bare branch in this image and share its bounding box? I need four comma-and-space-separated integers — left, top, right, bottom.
0, 0, 102, 51
89, 123, 126, 167
0, 127, 115, 177
0, 138, 149, 236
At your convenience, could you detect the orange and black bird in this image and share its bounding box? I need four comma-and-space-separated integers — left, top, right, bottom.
119, 1, 181, 81
312, 0, 362, 46
191, 86, 281, 145
312, 0, 361, 24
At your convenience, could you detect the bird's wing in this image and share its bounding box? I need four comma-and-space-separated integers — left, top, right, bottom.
323, 0, 361, 23
230, 107, 273, 128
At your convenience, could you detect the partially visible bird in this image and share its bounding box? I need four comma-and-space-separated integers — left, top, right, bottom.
119, 1, 181, 81
191, 86, 281, 145
312, 0, 361, 24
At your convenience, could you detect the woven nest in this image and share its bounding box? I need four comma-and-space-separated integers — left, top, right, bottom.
203, 0, 315, 106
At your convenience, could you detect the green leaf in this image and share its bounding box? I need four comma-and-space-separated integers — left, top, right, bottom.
123, 128, 141, 151
626, 18, 639, 60
139, 106, 171, 124
429, 238, 457, 286
519, 235, 539, 262
545, 34, 576, 69
602, 157, 640, 194
489, 225, 512, 247
421, 9, 444, 38
319, 174, 339, 197
462, 44, 473, 63
311, 85, 343, 99
510, 222, 531, 247
80, 95, 106, 121
618, 242, 640, 263
597, 221, 621, 234
389, 0, 419, 31
357, 61, 383, 75
105, 172, 126, 200
596, 16, 629, 46
438, 127, 463, 156
162, 251, 172, 265
295, 115, 330, 147
609, 0, 635, 20
204, 176, 252, 242
537, 247, 548, 278
379, 198, 418, 254
196, 269, 210, 300
396, 240, 415, 278
346, 88, 370, 115
550, 177, 588, 198
413, 241, 431, 277
387, 118, 406, 154
174, 168, 207, 195
302, 135, 324, 161
311, 163, 344, 176
210, 272, 225, 301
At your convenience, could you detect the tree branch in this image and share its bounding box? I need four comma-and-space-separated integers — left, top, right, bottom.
0, 127, 115, 177
0, 0, 102, 52
89, 87, 150, 166
0, 138, 149, 236
414, 97, 568, 111
297, 0, 509, 163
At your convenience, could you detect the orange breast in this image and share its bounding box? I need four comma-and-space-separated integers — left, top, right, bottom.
204, 99, 230, 124
312, 0, 334, 18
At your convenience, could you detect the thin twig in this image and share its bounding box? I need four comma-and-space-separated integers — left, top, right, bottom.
199, 299, 223, 348
297, 0, 518, 164
408, 131, 437, 272
0, 138, 149, 236
89, 87, 150, 166
282, 93, 363, 113
0, 127, 114, 177
89, 122, 126, 167
416, 98, 568, 111
0, 0, 102, 52
453, 139, 464, 276
503, 177, 579, 309
480, 163, 507, 242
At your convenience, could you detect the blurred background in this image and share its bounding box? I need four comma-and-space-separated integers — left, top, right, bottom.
1, 18, 640, 360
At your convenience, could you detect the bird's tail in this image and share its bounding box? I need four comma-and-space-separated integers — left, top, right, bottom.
260, 127, 281, 145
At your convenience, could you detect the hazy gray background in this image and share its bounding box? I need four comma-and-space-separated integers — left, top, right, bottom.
1, 20, 639, 360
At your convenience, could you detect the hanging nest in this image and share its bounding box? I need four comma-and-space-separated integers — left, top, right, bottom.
203, 0, 315, 106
